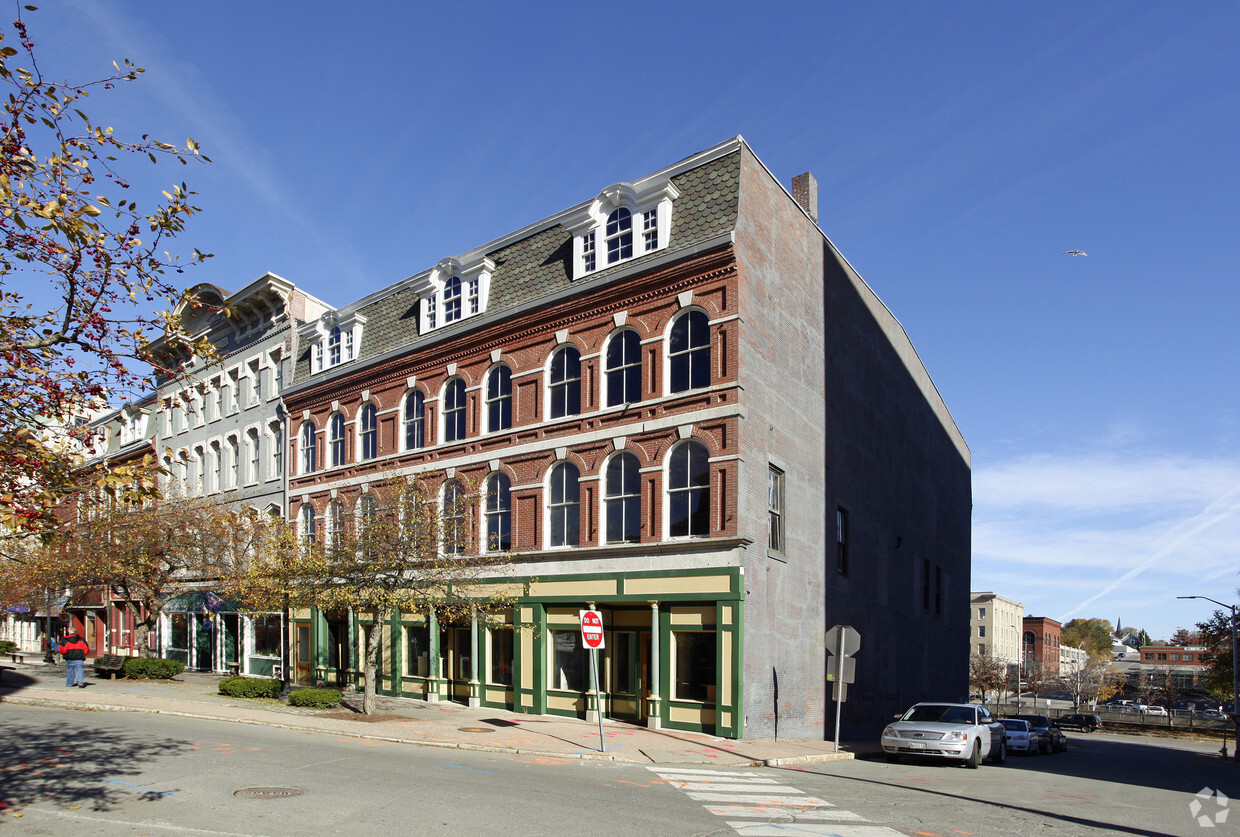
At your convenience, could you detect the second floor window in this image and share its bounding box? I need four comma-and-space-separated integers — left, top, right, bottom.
485, 473, 511, 552
486, 366, 512, 432
301, 422, 317, 474
549, 347, 581, 418
606, 329, 641, 407
330, 413, 346, 467
605, 452, 640, 544
360, 403, 377, 460
549, 462, 580, 548
444, 378, 466, 443
404, 391, 425, 450
669, 310, 710, 393
668, 441, 709, 538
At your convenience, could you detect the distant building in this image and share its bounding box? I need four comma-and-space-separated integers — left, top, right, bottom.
970, 592, 1024, 662
1138, 644, 1209, 692
1023, 616, 1062, 676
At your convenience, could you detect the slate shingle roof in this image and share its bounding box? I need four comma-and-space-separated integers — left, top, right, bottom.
293, 149, 741, 384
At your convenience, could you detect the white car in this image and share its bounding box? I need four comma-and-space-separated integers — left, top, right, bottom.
1141, 705, 1168, 716
999, 718, 1041, 756
881, 702, 1007, 768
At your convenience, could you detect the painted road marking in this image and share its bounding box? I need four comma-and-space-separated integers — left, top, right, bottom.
648, 767, 903, 837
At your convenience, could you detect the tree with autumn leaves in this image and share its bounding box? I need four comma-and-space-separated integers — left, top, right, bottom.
223, 476, 516, 715
0, 6, 211, 537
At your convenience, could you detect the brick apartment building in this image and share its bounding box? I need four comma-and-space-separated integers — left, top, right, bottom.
275, 137, 971, 740
1023, 615, 1062, 676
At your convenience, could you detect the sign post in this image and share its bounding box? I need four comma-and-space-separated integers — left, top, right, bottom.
580, 609, 606, 752
825, 625, 860, 752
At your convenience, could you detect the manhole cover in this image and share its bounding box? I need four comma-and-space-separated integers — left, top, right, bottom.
458, 727, 495, 733
234, 787, 303, 799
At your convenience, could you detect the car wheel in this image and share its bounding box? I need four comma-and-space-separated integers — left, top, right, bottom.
1030, 743, 1038, 756
994, 739, 1006, 764
965, 741, 981, 769
1061, 739, 1068, 752
885, 754, 900, 764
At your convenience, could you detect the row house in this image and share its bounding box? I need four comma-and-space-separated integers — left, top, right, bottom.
279, 137, 971, 740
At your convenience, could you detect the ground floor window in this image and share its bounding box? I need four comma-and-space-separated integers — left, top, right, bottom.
169, 613, 189, 649
550, 630, 585, 691
450, 627, 471, 680
673, 631, 716, 702
406, 625, 430, 677
489, 629, 513, 686
252, 616, 281, 658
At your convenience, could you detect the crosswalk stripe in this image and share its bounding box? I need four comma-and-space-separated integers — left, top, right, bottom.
706, 805, 864, 820
726, 823, 904, 836
650, 768, 765, 777
671, 782, 801, 794
687, 793, 831, 806
663, 775, 782, 785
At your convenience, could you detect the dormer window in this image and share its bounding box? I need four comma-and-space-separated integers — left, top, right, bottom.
306, 312, 366, 375
564, 179, 679, 280
416, 255, 495, 334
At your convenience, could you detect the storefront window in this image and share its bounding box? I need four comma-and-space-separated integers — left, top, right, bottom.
252, 616, 281, 657
406, 625, 429, 677
674, 631, 716, 702
490, 629, 513, 686
550, 630, 585, 691
169, 613, 189, 649
453, 627, 471, 680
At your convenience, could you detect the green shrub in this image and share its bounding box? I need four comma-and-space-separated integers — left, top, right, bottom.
121, 657, 185, 679
288, 688, 342, 709
218, 676, 282, 699
0, 640, 17, 654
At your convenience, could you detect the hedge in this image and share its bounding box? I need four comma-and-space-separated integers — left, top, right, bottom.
288, 688, 342, 709
0, 640, 17, 654
218, 676, 282, 699
121, 657, 185, 680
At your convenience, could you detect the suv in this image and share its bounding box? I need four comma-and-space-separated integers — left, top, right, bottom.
1012, 713, 1067, 753
1054, 713, 1102, 733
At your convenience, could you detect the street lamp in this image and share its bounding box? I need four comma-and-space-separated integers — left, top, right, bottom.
1178, 595, 1238, 761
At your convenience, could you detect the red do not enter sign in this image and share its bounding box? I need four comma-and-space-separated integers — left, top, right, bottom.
579, 610, 605, 649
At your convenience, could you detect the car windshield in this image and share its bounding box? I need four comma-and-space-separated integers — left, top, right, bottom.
1001, 720, 1028, 731
902, 705, 976, 724
1015, 715, 1050, 729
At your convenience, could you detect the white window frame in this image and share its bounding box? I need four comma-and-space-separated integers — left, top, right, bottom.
563, 179, 679, 281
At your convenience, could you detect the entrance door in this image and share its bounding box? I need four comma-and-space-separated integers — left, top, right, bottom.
607, 630, 644, 720
439, 627, 472, 703
294, 623, 311, 685
324, 619, 348, 686
194, 614, 212, 671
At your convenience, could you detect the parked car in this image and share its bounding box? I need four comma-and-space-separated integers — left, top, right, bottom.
1194, 709, 1226, 720
1054, 713, 1102, 732
1000, 718, 1041, 756
881, 703, 1007, 768
1141, 705, 1169, 717
1012, 713, 1067, 753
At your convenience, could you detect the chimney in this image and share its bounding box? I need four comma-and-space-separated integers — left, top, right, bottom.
791, 172, 818, 224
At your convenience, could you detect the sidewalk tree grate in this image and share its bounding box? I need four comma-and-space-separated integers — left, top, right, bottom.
233, 787, 303, 799
458, 727, 495, 733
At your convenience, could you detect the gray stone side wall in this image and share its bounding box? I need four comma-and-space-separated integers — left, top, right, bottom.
817, 241, 972, 739
732, 147, 830, 740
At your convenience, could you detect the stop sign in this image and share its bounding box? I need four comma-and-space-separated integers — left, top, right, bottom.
580, 610, 605, 649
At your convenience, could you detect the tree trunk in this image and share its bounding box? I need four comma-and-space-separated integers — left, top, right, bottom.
362, 609, 387, 716
128, 603, 156, 658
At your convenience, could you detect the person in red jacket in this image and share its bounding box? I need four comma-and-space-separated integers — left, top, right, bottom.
58, 631, 89, 688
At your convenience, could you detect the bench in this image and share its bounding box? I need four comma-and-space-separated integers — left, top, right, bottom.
8, 651, 27, 664
93, 654, 126, 680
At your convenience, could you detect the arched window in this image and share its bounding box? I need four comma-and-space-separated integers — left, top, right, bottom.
359, 403, 378, 460
485, 473, 511, 552
444, 276, 462, 323
404, 391, 425, 450
605, 452, 640, 543
357, 493, 378, 558
329, 413, 346, 467
443, 378, 466, 443
328, 326, 342, 366
668, 440, 710, 538
299, 503, 316, 546
606, 207, 633, 264
669, 310, 710, 393
301, 422, 317, 474
549, 462, 580, 548
326, 499, 344, 549
486, 365, 512, 432
605, 329, 641, 407
549, 346, 581, 419
442, 479, 467, 555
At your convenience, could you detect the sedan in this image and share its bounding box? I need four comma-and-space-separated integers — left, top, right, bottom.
1000, 718, 1040, 756
1012, 713, 1067, 754
881, 702, 1007, 768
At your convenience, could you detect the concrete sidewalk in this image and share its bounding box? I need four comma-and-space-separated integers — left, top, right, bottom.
0, 661, 861, 766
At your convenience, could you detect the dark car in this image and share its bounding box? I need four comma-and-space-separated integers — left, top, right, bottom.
1054, 713, 1102, 733
1013, 713, 1067, 753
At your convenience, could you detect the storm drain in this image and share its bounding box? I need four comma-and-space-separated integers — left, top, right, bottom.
233, 787, 303, 799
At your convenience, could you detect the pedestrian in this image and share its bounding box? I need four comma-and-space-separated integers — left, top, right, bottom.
58, 630, 89, 688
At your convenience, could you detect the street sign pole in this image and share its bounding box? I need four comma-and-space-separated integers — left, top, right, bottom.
591, 647, 604, 752
825, 625, 860, 752
834, 637, 845, 751
580, 609, 606, 752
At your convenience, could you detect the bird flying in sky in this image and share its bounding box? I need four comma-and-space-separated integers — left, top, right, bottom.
1063, 250, 1088, 256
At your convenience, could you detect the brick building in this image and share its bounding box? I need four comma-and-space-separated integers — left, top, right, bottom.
277, 137, 971, 740
1022, 615, 1061, 676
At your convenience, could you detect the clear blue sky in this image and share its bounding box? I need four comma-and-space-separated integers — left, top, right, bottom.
28, 1, 1240, 641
